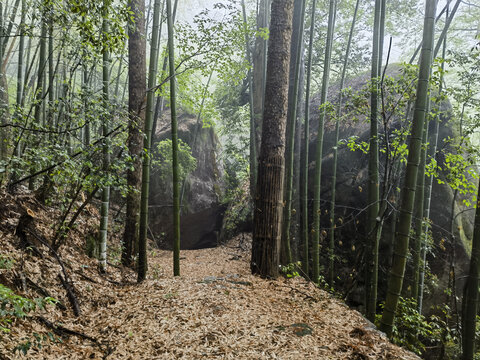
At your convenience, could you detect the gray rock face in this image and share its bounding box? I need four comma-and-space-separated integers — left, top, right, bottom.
307, 66, 473, 311
149, 112, 225, 250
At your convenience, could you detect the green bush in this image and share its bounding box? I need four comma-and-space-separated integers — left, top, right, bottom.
376, 297, 435, 355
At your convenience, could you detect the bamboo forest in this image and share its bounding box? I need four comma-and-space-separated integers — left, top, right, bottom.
1, 0, 480, 358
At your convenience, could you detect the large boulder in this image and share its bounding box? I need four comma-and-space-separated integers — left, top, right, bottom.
149, 112, 225, 250
307, 65, 473, 310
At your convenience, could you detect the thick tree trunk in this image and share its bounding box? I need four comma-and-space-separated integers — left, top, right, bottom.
122, 0, 146, 267
251, 0, 294, 279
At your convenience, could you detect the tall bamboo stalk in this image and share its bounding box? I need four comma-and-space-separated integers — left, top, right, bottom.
241, 0, 257, 201
281, 0, 306, 265
33, 9, 47, 127
0, 2, 6, 164
412, 109, 430, 301
15, 0, 25, 111
462, 195, 480, 360
311, 0, 336, 283
300, 0, 316, 277
328, 0, 360, 287
29, 4, 48, 190
419, 6, 448, 312
138, 0, 161, 282
166, 0, 180, 277
82, 24, 90, 148
380, 0, 436, 337
252, 0, 269, 154
47, 22, 54, 128
365, 0, 383, 322
98, 0, 111, 273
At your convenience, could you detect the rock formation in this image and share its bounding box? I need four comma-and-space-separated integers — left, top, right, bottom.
149, 112, 225, 250
308, 65, 473, 311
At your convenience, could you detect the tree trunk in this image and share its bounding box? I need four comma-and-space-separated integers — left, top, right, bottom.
379, 0, 436, 337
251, 0, 294, 279
122, 0, 146, 267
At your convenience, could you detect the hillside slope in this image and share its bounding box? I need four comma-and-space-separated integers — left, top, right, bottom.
0, 191, 419, 359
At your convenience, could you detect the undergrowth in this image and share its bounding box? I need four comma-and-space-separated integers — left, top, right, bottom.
0, 284, 56, 333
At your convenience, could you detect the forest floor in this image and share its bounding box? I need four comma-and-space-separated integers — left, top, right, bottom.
0, 190, 420, 359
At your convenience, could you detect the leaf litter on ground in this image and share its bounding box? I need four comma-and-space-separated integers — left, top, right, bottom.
0, 190, 420, 359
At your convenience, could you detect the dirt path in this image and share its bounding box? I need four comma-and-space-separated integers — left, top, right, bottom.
2, 228, 419, 359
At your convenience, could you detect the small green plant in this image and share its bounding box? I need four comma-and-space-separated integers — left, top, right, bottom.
163, 292, 178, 300
13, 331, 62, 355
0, 284, 56, 333
376, 297, 441, 355
151, 264, 163, 280
0, 255, 15, 269
280, 262, 301, 278
316, 274, 334, 292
